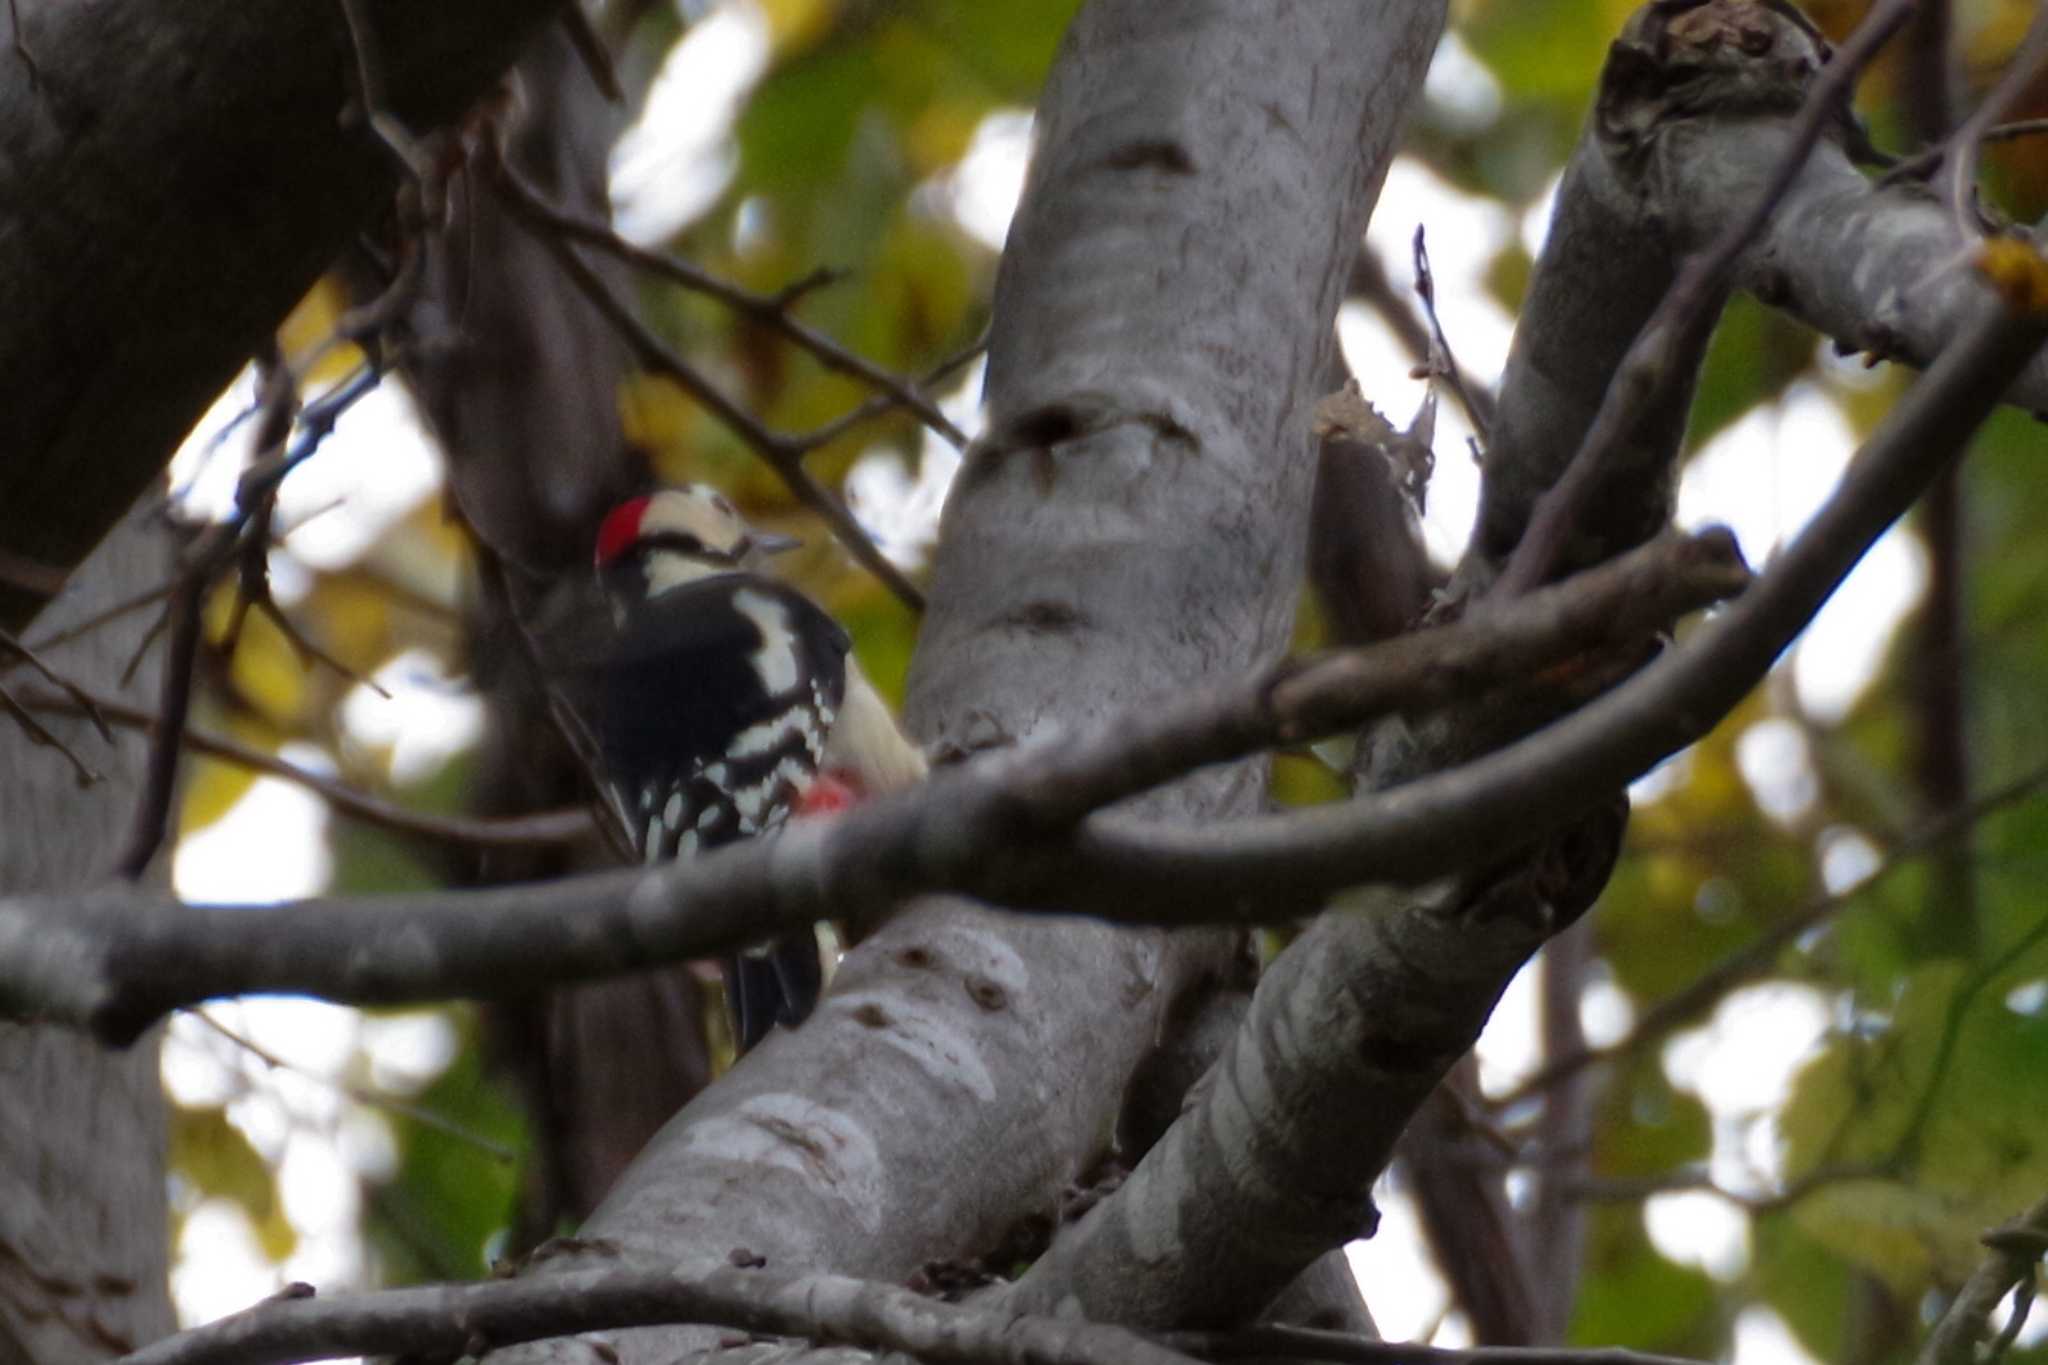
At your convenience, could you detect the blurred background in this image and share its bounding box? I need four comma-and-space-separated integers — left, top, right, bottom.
142, 2, 2048, 1363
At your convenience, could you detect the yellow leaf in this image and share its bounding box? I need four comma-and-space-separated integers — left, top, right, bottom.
1976, 237, 2048, 316
254, 1204, 300, 1263
180, 756, 259, 835
227, 605, 311, 725
904, 102, 983, 175
757, 0, 838, 56
277, 277, 364, 386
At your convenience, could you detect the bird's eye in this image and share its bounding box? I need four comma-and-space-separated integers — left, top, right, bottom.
642, 530, 708, 559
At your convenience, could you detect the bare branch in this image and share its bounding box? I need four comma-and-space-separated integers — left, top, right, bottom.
19, 681, 593, 849
112, 357, 385, 879
1887, 118, 2048, 184
0, 0, 562, 633
1492, 756, 2048, 1108
110, 576, 202, 878
1936, 7, 2048, 236
1493, 0, 1916, 597
3, 260, 2038, 1035
487, 148, 929, 613
0, 526, 1744, 1041
1552, 1161, 1893, 1216
1918, 1193, 2048, 1365
0, 674, 99, 785
190, 1009, 516, 1162
495, 167, 971, 451
121, 1261, 1202, 1365
1072, 289, 2048, 904
0, 627, 110, 740
556, 1, 622, 104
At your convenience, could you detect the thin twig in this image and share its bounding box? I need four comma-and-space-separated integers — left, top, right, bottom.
18, 682, 592, 849
1940, 9, 2048, 236
789, 330, 988, 452
0, 677, 98, 785
1167, 1323, 1707, 1365
112, 362, 386, 877
488, 151, 927, 612
190, 1009, 516, 1162
1554, 1160, 1892, 1216
1411, 225, 1490, 446
1493, 0, 1917, 598
0, 628, 110, 741
471, 544, 636, 860
335, 0, 437, 187
19, 579, 178, 657
111, 578, 204, 879
1490, 756, 2048, 1109
1894, 908, 2048, 1167
1882, 118, 2048, 187
493, 164, 970, 450
335, 234, 425, 346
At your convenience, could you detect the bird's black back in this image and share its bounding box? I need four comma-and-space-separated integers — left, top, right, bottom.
583, 572, 850, 860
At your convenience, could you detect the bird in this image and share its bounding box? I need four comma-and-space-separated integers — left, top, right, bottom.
578, 484, 925, 1053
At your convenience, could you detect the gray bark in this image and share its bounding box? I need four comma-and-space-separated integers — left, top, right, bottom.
1470, 114, 1710, 581
484, 2, 1436, 1359
0, 0, 560, 631
0, 503, 174, 1361
1712, 128, 2048, 415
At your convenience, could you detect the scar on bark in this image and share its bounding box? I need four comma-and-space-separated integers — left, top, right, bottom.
1104, 138, 1196, 174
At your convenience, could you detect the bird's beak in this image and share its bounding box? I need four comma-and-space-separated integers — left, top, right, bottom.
751, 530, 802, 556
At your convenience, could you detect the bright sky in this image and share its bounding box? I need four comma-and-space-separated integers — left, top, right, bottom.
158, 8, 1969, 1361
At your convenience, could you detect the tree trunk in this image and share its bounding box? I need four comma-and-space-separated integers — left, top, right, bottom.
484, 3, 1441, 1359
0, 502, 175, 1361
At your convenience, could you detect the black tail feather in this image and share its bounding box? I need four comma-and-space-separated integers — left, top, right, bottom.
724, 933, 823, 1053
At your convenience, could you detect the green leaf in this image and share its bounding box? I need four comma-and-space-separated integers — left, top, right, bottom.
1569, 1206, 1722, 1354
1685, 294, 1813, 449
1592, 1053, 1712, 1178
364, 1015, 526, 1283
1782, 942, 2048, 1296
1752, 1215, 1853, 1362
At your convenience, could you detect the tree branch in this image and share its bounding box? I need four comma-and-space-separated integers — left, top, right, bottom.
0, 527, 1743, 1042
1493, 0, 1915, 597
121, 1260, 1202, 1365
5, 258, 2038, 1037
1917, 1193, 2048, 1365
20, 681, 594, 849
1070, 287, 2048, 902
492, 166, 971, 452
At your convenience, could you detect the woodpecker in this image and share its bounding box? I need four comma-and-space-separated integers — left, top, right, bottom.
583, 484, 925, 1052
